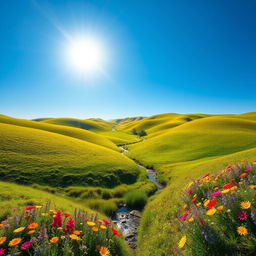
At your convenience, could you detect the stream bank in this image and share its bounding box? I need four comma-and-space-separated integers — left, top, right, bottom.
112, 146, 164, 250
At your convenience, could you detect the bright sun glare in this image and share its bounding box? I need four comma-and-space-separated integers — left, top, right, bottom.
67, 38, 103, 73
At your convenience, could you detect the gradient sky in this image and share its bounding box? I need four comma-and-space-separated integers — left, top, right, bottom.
0, 0, 255, 119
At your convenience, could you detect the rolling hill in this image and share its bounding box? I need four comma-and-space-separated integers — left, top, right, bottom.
0, 122, 141, 188
0, 114, 118, 151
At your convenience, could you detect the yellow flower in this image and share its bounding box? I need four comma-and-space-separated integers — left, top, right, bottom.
50, 237, 59, 244
241, 201, 251, 209
217, 205, 224, 211
183, 204, 188, 209
27, 230, 35, 235
69, 234, 81, 241
196, 202, 201, 207
206, 208, 217, 216
100, 225, 107, 229
99, 246, 110, 256
13, 227, 25, 233
221, 189, 230, 194
188, 217, 194, 222
204, 200, 210, 207
92, 227, 99, 232
249, 185, 256, 189
35, 205, 42, 209
87, 221, 96, 226
0, 237, 6, 245
178, 235, 187, 248
237, 226, 248, 236
41, 213, 48, 216
9, 238, 22, 247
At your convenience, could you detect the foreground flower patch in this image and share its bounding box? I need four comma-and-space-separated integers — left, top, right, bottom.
176, 162, 256, 255
0, 202, 124, 256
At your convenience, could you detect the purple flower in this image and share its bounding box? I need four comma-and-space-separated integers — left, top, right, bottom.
82, 245, 87, 249
0, 248, 6, 256
237, 211, 248, 221
20, 240, 32, 250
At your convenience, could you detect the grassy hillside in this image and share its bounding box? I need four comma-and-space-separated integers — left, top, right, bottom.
100, 131, 140, 145
0, 114, 118, 151
0, 122, 141, 188
0, 181, 99, 219
40, 117, 112, 132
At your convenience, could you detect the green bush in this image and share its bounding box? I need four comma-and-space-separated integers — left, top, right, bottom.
124, 190, 148, 209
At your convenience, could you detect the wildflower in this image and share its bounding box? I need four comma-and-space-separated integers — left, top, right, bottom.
201, 225, 217, 244
244, 168, 252, 172
41, 213, 48, 216
204, 200, 210, 207
100, 225, 107, 229
27, 230, 35, 235
180, 213, 188, 221
87, 221, 96, 227
65, 217, 75, 233
35, 205, 42, 209
28, 222, 38, 229
196, 202, 201, 207
24, 216, 31, 220
206, 208, 217, 216
61, 236, 65, 240
25, 206, 36, 210
230, 186, 238, 191
178, 235, 187, 248
202, 173, 210, 178
0, 237, 6, 245
50, 237, 59, 244
207, 200, 217, 209
221, 189, 230, 194
240, 173, 247, 178
191, 196, 197, 202
20, 240, 32, 250
237, 226, 248, 235
217, 206, 224, 211
52, 211, 62, 228
63, 213, 71, 217
223, 183, 233, 189
9, 238, 22, 247
82, 245, 87, 249
99, 246, 110, 256
72, 230, 81, 235
188, 217, 194, 222
69, 234, 81, 241
92, 227, 99, 232
111, 228, 121, 236
211, 191, 221, 197
0, 224, 3, 228
0, 249, 6, 256
241, 201, 251, 209
249, 185, 256, 189
237, 211, 248, 221
14, 227, 25, 233
183, 204, 188, 209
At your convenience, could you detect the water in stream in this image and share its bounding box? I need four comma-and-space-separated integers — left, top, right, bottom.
112, 146, 163, 249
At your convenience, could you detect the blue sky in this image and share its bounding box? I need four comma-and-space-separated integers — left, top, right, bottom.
0, 0, 255, 119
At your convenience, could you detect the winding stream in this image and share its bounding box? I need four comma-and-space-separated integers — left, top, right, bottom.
112, 146, 163, 249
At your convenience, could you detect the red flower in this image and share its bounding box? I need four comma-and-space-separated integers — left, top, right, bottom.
240, 173, 247, 178
24, 216, 31, 220
111, 228, 121, 236
223, 183, 233, 189
191, 197, 197, 202
187, 189, 192, 196
202, 173, 210, 178
65, 217, 74, 233
20, 241, 32, 250
244, 168, 252, 173
230, 178, 235, 182
63, 213, 71, 217
25, 206, 36, 210
52, 211, 62, 228
207, 200, 217, 209
237, 211, 248, 221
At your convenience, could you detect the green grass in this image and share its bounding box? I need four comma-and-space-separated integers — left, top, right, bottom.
124, 190, 148, 209
0, 114, 118, 151
40, 117, 113, 132
0, 181, 99, 219
0, 122, 141, 188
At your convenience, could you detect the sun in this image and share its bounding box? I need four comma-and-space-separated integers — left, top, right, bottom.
67, 37, 103, 73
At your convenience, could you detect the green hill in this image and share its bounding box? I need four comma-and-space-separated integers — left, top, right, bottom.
0, 122, 141, 188
0, 114, 118, 151
40, 117, 112, 132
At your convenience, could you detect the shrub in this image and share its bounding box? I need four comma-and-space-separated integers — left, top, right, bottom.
124, 190, 148, 209
85, 199, 118, 217
176, 162, 256, 256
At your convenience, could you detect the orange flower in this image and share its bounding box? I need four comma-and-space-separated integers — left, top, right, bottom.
0, 237, 6, 245
28, 222, 38, 229
27, 230, 35, 235
240, 173, 247, 178
92, 227, 99, 232
99, 246, 110, 256
9, 238, 22, 247
72, 230, 81, 235
50, 237, 59, 244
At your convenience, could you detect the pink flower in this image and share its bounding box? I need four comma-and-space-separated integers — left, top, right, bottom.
65, 217, 74, 233
0, 248, 6, 255
52, 211, 62, 228
244, 168, 252, 172
237, 211, 248, 221
211, 191, 221, 197
103, 219, 110, 225
187, 189, 192, 196
180, 213, 188, 221
20, 240, 32, 250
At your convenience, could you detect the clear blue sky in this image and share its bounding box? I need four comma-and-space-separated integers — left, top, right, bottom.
0, 0, 255, 119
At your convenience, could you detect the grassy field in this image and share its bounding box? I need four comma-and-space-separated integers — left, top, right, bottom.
0, 122, 141, 188
38, 117, 113, 132
0, 114, 118, 151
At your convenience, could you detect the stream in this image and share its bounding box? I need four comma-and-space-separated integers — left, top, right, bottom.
112, 146, 163, 250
